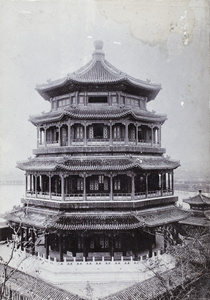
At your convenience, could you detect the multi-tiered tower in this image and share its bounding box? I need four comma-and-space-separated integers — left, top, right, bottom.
6, 41, 186, 262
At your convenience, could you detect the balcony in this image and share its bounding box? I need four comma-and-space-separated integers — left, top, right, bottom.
33, 144, 165, 155
22, 191, 176, 211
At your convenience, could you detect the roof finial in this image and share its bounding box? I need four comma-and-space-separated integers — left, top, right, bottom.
94, 40, 103, 50
92, 40, 105, 60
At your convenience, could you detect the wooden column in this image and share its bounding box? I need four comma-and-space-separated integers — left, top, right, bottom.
110, 173, 113, 201
83, 234, 88, 261
31, 229, 35, 255
84, 123, 87, 146
49, 175, 52, 200
109, 122, 113, 146
145, 174, 148, 198
44, 127, 47, 147
25, 227, 29, 248
168, 173, 171, 191
158, 126, 161, 147
131, 174, 135, 200
61, 175, 65, 201
83, 173, 86, 201
59, 232, 64, 262
172, 171, 174, 195
45, 233, 49, 259
161, 172, 163, 196
68, 122, 71, 146
37, 126, 39, 148
35, 175, 37, 197
135, 124, 138, 145
58, 125, 61, 146
109, 234, 114, 258
25, 174, 28, 197
151, 126, 154, 146
125, 122, 128, 145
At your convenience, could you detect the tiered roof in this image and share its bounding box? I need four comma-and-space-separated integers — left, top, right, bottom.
36, 41, 161, 101
30, 106, 166, 125
183, 191, 210, 206
17, 156, 180, 172
5, 205, 188, 231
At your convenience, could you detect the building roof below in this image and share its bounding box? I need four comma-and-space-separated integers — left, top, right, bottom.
17, 155, 180, 172
0, 264, 83, 300
183, 191, 210, 206
4, 205, 188, 230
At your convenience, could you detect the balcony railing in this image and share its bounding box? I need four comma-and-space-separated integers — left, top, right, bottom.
26, 190, 173, 202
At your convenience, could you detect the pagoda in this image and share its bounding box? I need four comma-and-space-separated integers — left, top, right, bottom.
180, 190, 210, 228
5, 41, 187, 262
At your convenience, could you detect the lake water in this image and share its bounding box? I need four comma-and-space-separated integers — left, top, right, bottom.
0, 184, 209, 215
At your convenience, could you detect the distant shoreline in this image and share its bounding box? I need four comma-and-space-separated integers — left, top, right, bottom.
0, 181, 24, 186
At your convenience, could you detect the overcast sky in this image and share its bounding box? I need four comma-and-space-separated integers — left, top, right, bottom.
0, 0, 209, 181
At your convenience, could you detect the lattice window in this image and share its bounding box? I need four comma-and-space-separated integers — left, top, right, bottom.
77, 178, 83, 191
99, 175, 104, 184
76, 126, 83, 139
132, 127, 135, 140
89, 126, 94, 138
103, 126, 108, 138
90, 178, 99, 191
104, 178, 109, 190
114, 179, 121, 190
113, 126, 121, 139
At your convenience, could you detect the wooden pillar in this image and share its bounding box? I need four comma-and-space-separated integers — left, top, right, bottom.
35, 175, 37, 197
172, 171, 174, 195
110, 173, 113, 201
49, 175, 52, 200
168, 173, 171, 191
45, 233, 49, 259
58, 125, 61, 146
25, 227, 29, 248
61, 175, 65, 201
161, 172, 163, 196
125, 122, 128, 145
148, 238, 153, 258
151, 126, 154, 146
68, 122, 71, 146
145, 174, 148, 198
84, 123, 87, 146
59, 232, 64, 262
158, 126, 161, 147
37, 126, 39, 148
83, 173, 86, 201
109, 235, 114, 258
31, 230, 35, 255
25, 174, 28, 197
135, 124, 138, 145
109, 122, 113, 146
83, 235, 88, 261
44, 127, 47, 147
131, 174, 135, 200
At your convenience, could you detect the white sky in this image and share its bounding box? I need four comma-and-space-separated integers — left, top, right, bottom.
0, 0, 209, 180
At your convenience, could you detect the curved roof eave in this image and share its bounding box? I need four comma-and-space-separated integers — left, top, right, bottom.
36, 77, 161, 101
29, 109, 167, 125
